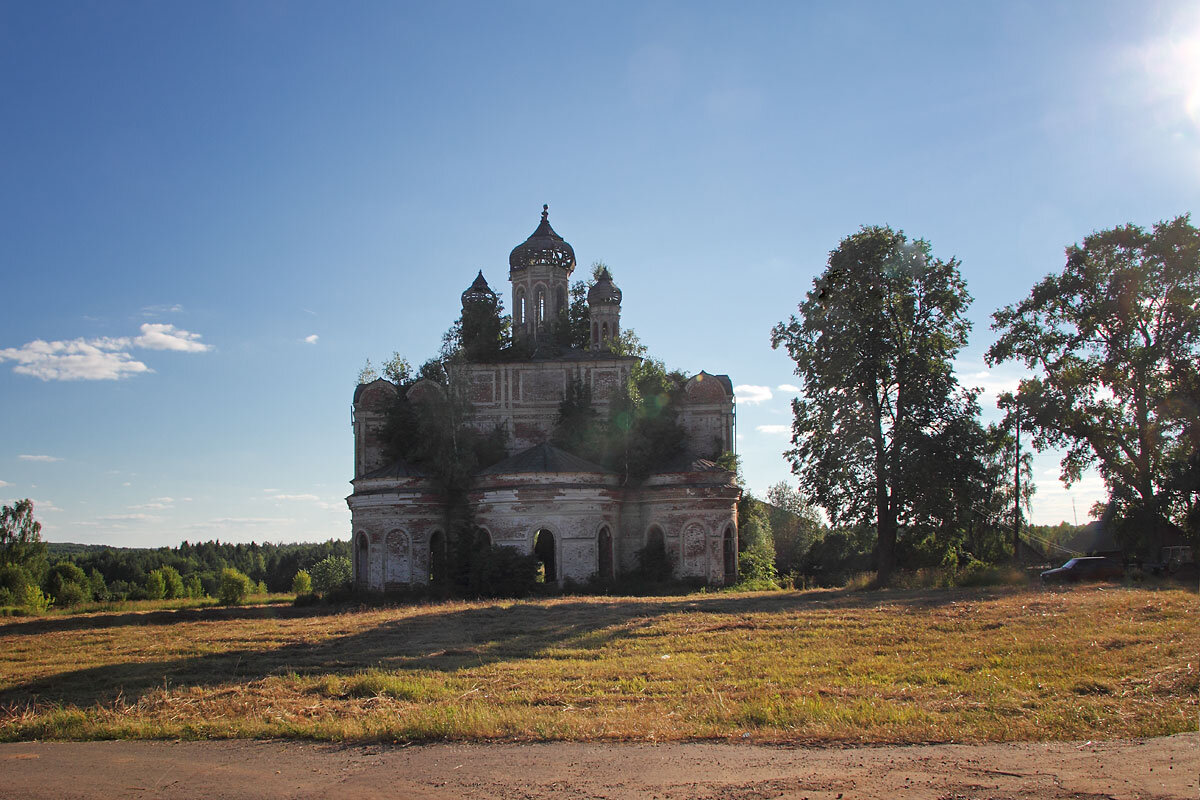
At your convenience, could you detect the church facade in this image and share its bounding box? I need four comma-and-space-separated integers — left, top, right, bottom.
347, 208, 739, 589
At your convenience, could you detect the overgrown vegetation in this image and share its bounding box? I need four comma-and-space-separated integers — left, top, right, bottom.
0, 585, 1193, 744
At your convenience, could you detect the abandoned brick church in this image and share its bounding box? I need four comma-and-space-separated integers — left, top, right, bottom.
348, 208, 739, 589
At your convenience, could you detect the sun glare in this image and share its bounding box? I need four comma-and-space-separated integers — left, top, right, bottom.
1139, 9, 1200, 131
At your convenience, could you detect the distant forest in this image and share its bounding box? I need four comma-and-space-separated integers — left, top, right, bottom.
45, 539, 351, 600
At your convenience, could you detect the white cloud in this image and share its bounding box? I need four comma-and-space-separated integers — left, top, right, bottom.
272, 493, 320, 502
141, 304, 184, 316
98, 512, 161, 523
734, 385, 773, 405
187, 517, 292, 528
776, 384, 801, 393
0, 480, 9, 487
755, 424, 791, 436
132, 323, 211, 352
29, 498, 62, 512
19, 454, 62, 462
304, 334, 319, 344
0, 323, 210, 380
0, 338, 152, 381
128, 500, 174, 510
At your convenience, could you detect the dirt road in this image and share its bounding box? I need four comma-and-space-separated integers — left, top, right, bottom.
1, 734, 1195, 799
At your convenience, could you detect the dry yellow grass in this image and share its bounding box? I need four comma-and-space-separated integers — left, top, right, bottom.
0, 584, 1195, 743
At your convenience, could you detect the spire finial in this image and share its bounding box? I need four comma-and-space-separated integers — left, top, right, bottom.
541, 204, 549, 221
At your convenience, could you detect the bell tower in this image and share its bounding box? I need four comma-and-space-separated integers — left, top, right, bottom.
508, 205, 575, 348
587, 267, 622, 350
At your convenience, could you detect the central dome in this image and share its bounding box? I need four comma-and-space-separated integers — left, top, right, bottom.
509, 205, 576, 272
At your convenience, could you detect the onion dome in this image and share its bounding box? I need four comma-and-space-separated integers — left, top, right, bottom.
509, 204, 576, 272
461, 270, 496, 305
587, 267, 622, 305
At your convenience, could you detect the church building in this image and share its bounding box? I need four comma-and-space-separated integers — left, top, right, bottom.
347, 207, 739, 589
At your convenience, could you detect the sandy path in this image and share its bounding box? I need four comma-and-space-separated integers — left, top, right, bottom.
1, 734, 1196, 799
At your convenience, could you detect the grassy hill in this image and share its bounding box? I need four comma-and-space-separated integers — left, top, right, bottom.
0, 584, 1194, 743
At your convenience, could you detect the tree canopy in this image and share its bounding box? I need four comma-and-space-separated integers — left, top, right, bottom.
987, 215, 1200, 550
771, 225, 983, 582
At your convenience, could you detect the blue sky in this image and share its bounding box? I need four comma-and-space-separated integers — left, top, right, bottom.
1, 1, 1197, 546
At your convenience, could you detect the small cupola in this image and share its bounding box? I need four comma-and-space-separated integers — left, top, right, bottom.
461, 270, 496, 307
587, 267, 622, 306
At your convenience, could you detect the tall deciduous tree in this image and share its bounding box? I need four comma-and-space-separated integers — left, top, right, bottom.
987, 215, 1200, 551
0, 499, 46, 572
771, 226, 975, 582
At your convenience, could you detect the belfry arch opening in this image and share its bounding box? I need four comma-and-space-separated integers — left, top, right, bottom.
534, 529, 556, 583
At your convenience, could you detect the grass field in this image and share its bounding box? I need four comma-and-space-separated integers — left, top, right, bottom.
0, 584, 1195, 744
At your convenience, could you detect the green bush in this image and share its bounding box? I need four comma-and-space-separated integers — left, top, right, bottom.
218, 567, 254, 605
291, 570, 313, 595
737, 541, 779, 589
184, 574, 205, 598
0, 564, 33, 607
144, 570, 166, 600
0, 564, 49, 611
160, 566, 185, 599
310, 555, 352, 595
468, 545, 540, 598
45, 562, 92, 607
634, 539, 673, 583
87, 568, 108, 601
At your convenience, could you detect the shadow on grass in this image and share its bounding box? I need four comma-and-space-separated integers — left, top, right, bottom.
0, 585, 1020, 709
0, 603, 346, 638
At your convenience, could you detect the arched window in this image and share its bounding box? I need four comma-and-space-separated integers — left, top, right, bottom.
555, 286, 566, 316
534, 529, 556, 582
515, 288, 526, 326
536, 287, 546, 325
598, 526, 613, 579
592, 321, 599, 347
601, 321, 609, 342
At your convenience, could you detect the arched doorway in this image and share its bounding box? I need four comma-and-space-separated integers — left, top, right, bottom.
597, 526, 613, 579
534, 529, 556, 583
355, 532, 369, 586
475, 527, 492, 550
723, 525, 737, 585
640, 525, 670, 580
429, 530, 447, 585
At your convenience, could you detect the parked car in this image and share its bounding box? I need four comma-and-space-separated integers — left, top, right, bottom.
1040, 556, 1124, 584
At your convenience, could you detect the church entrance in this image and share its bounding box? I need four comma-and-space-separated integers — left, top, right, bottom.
597, 526, 613, 579
534, 529, 556, 583
723, 526, 737, 585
